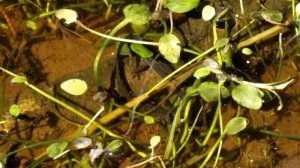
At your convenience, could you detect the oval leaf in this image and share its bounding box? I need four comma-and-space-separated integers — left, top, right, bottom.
26, 20, 37, 30
47, 141, 68, 158
11, 76, 27, 84
193, 67, 211, 79
144, 115, 155, 124
232, 84, 262, 110
261, 10, 283, 24
166, 0, 200, 13
70, 137, 92, 150
55, 9, 78, 25
9, 104, 21, 117
106, 140, 123, 153
123, 4, 151, 25
241, 48, 253, 55
202, 5, 216, 21
224, 117, 248, 135
130, 43, 153, 58
198, 82, 229, 102
215, 38, 230, 49
158, 34, 181, 63
60, 79, 88, 96
149, 135, 161, 148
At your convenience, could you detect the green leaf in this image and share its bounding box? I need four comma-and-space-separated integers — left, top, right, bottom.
166, 0, 200, 13
11, 76, 27, 84
224, 117, 248, 135
198, 82, 229, 102
149, 135, 161, 148
119, 43, 131, 56
106, 140, 123, 153
130, 43, 153, 58
0, 153, 7, 165
0, 23, 8, 29
241, 48, 253, 55
144, 115, 155, 124
261, 10, 283, 24
193, 67, 211, 79
214, 38, 230, 49
123, 4, 151, 25
79, 153, 91, 168
26, 20, 37, 30
9, 104, 21, 117
232, 84, 262, 110
158, 34, 181, 63
47, 141, 68, 158
60, 79, 88, 96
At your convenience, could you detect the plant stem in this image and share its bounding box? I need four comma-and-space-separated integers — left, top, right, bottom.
199, 134, 226, 168
0, 66, 147, 158
76, 20, 159, 46
91, 19, 129, 87
201, 103, 220, 146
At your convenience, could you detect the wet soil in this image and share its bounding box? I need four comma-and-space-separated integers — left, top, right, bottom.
0, 0, 300, 167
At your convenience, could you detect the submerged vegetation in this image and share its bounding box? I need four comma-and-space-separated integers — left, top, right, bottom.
0, 0, 300, 167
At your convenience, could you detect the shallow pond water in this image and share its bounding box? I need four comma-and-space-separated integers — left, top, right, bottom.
0, 0, 300, 167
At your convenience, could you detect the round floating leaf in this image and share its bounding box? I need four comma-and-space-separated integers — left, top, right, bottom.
214, 38, 230, 49
144, 115, 155, 124
106, 140, 123, 153
11, 76, 27, 84
149, 135, 161, 148
202, 5, 216, 21
123, 4, 151, 25
193, 67, 211, 79
197, 82, 229, 102
158, 34, 181, 63
9, 104, 20, 117
130, 43, 153, 58
60, 79, 88, 96
26, 20, 37, 30
241, 48, 253, 55
166, 0, 200, 13
224, 117, 248, 135
55, 9, 78, 25
232, 84, 262, 110
47, 141, 68, 158
69, 137, 92, 150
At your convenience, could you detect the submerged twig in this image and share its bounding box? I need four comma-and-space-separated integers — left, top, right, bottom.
237, 19, 291, 50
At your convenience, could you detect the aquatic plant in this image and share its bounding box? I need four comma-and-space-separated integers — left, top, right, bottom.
0, 0, 300, 167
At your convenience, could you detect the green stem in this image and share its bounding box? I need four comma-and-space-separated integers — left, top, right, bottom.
199, 134, 226, 168
92, 19, 131, 87
163, 96, 191, 159
250, 129, 300, 140
201, 103, 220, 146
7, 139, 59, 157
